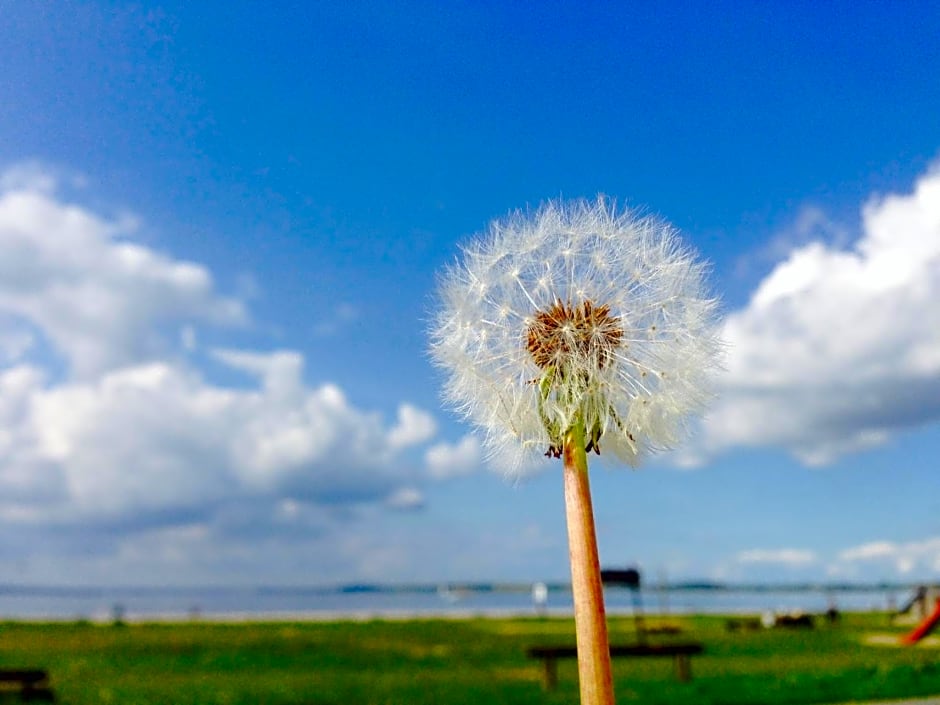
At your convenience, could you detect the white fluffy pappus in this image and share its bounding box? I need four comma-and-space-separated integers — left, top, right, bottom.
430, 197, 722, 476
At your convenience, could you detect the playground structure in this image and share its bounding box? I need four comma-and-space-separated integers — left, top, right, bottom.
901, 597, 940, 645
897, 586, 940, 645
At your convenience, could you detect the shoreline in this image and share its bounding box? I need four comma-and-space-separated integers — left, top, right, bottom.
0, 583, 907, 623
0, 604, 891, 624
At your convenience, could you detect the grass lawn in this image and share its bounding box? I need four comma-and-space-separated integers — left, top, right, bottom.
0, 612, 938, 704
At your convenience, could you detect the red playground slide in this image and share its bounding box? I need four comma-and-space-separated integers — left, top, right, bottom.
901, 598, 940, 645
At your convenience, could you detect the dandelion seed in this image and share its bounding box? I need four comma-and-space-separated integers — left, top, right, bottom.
430, 197, 721, 475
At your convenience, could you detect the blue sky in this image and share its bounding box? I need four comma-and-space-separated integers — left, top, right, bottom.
1, 1, 939, 587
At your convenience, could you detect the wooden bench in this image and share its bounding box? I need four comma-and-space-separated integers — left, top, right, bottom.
526, 643, 703, 690
0, 669, 55, 701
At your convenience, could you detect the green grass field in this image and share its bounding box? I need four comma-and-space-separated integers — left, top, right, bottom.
0, 612, 938, 704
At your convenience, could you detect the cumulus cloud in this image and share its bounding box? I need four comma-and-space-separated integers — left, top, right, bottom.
693, 165, 940, 465
425, 434, 483, 479
0, 353, 435, 528
0, 162, 444, 561
0, 169, 246, 377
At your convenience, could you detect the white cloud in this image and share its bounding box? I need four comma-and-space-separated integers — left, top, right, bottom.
0, 163, 443, 561
838, 540, 898, 562
387, 404, 437, 450
692, 164, 940, 465
0, 353, 437, 527
211, 348, 307, 401
0, 168, 246, 377
724, 537, 940, 581
837, 537, 940, 575
425, 434, 483, 479
736, 548, 817, 567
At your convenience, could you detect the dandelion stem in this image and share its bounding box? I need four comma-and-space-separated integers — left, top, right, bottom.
563, 417, 615, 705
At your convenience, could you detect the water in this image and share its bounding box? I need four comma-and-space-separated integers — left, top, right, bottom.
0, 584, 906, 621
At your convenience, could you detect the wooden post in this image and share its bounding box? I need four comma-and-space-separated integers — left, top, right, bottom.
676, 654, 691, 682
563, 419, 615, 705
543, 656, 558, 690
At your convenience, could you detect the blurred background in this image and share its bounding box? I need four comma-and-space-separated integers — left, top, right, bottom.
1, 2, 939, 615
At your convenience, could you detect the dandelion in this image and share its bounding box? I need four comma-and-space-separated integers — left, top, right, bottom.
431, 197, 719, 472
430, 197, 721, 705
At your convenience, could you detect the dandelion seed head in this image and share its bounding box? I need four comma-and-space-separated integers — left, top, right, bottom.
430, 197, 721, 476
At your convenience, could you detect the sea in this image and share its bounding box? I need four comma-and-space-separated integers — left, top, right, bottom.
0, 583, 912, 622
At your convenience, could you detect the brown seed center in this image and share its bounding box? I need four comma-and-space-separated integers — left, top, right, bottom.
526, 299, 623, 371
